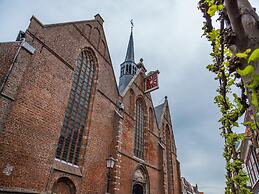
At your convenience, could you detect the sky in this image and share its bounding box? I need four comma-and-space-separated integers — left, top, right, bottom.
1, 0, 259, 193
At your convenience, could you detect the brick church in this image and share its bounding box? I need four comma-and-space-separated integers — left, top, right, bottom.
0, 14, 182, 194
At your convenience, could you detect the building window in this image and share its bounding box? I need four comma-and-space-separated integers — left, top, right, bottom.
133, 66, 137, 74
246, 148, 259, 187
121, 65, 125, 76
149, 107, 154, 131
126, 64, 129, 74
55, 50, 96, 165
134, 99, 145, 159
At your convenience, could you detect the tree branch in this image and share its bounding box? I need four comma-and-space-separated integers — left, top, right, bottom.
225, 0, 248, 51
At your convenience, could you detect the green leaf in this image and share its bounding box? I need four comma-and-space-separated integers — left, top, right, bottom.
254, 75, 259, 86
232, 121, 239, 127
248, 74, 259, 89
209, 29, 220, 41
251, 89, 259, 108
207, 5, 217, 16
244, 48, 252, 54
207, 4, 223, 16
237, 65, 254, 76
248, 48, 259, 64
236, 53, 248, 59
218, 4, 223, 10
233, 93, 243, 111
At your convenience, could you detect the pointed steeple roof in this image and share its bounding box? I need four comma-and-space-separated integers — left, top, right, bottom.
118, 22, 137, 94
154, 96, 172, 127
125, 30, 134, 62
154, 102, 164, 125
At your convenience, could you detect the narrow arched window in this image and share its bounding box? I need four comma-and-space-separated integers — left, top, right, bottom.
134, 99, 145, 159
129, 65, 132, 74
133, 66, 137, 74
149, 107, 154, 131
121, 65, 125, 77
55, 50, 96, 165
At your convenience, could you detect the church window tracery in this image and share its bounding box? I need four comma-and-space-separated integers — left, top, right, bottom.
55, 50, 96, 165
134, 99, 145, 159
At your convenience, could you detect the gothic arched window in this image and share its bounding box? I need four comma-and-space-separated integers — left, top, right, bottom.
134, 99, 145, 159
55, 50, 96, 165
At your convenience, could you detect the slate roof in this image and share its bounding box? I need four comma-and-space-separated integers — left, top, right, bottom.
118, 29, 136, 94
125, 31, 134, 62
154, 102, 164, 125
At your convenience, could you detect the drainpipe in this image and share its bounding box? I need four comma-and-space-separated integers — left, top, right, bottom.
0, 38, 25, 94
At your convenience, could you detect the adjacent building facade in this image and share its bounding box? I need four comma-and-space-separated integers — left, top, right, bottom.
181, 177, 203, 194
240, 110, 259, 194
0, 15, 182, 194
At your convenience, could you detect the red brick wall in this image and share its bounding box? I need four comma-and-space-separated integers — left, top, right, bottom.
113, 70, 163, 194
0, 15, 181, 194
0, 16, 118, 194
160, 108, 182, 194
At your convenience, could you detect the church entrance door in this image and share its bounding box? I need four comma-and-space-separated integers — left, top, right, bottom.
132, 183, 144, 194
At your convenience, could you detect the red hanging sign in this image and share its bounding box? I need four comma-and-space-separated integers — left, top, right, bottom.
144, 70, 160, 93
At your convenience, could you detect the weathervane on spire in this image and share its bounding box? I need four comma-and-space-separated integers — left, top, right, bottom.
130, 19, 134, 32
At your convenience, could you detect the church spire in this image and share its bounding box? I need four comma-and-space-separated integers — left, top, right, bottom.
125, 20, 134, 62
118, 20, 137, 94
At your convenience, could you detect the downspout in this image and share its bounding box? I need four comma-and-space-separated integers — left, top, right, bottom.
0, 38, 25, 94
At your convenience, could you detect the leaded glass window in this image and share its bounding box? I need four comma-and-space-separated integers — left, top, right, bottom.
246, 148, 259, 187
134, 99, 145, 159
55, 50, 96, 165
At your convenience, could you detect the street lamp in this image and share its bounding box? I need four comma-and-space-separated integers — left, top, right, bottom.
106, 155, 116, 194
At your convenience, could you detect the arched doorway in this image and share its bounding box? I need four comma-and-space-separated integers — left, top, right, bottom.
132, 166, 149, 194
133, 183, 144, 194
51, 177, 76, 194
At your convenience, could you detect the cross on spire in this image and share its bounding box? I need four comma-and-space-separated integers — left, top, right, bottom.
130, 19, 134, 32
125, 20, 135, 62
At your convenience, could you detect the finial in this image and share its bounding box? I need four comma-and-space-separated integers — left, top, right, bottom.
165, 96, 168, 100
130, 19, 134, 32
140, 58, 143, 63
